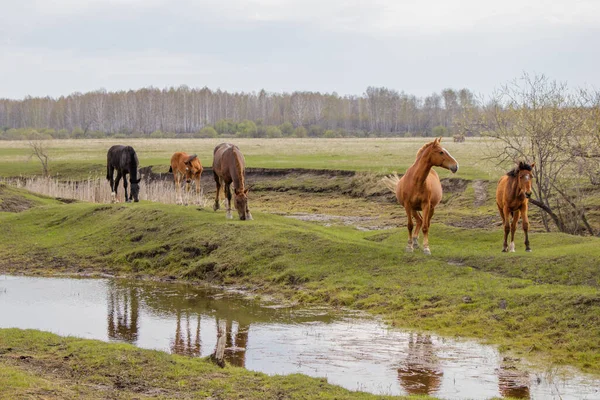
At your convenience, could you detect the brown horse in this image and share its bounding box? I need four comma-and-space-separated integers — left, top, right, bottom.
383, 138, 458, 255
496, 162, 534, 252
169, 152, 203, 205
212, 143, 252, 220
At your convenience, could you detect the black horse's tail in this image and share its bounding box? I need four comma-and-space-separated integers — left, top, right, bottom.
168, 166, 173, 173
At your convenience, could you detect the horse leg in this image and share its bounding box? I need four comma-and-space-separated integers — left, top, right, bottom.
405, 207, 414, 252
411, 210, 422, 249
509, 209, 520, 252
422, 205, 434, 255
114, 171, 123, 203
194, 174, 202, 206
522, 204, 531, 252
184, 176, 191, 206
501, 207, 510, 252
123, 173, 130, 203
174, 173, 183, 205
224, 182, 233, 219
213, 172, 221, 211
108, 167, 117, 203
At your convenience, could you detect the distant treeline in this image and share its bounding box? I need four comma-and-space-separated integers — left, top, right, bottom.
0, 86, 477, 139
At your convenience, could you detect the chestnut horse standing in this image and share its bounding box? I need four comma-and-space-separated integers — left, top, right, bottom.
383, 138, 459, 255
169, 152, 203, 205
496, 162, 535, 252
212, 143, 252, 220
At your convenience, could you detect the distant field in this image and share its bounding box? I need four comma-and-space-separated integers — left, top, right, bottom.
0, 138, 504, 180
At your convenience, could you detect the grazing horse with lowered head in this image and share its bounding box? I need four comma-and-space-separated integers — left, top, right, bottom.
106, 145, 141, 203
169, 152, 203, 205
212, 143, 252, 220
496, 162, 535, 252
383, 138, 459, 255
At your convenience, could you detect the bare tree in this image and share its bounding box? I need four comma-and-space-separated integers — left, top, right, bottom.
29, 140, 50, 177
478, 73, 598, 235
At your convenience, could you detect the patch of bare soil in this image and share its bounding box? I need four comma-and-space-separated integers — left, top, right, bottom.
472, 180, 488, 207
0, 194, 34, 212
283, 213, 396, 231
447, 215, 498, 229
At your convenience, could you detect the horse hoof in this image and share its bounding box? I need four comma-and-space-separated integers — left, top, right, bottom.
213, 205, 219, 211
423, 248, 431, 255
526, 249, 532, 252
226, 213, 233, 220
502, 249, 508, 253
247, 213, 253, 220
405, 246, 414, 253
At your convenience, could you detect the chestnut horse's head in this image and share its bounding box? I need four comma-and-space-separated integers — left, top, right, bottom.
508, 162, 535, 198
426, 137, 459, 173
184, 154, 203, 177
234, 187, 250, 220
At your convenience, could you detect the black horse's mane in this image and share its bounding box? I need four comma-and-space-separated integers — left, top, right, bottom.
507, 161, 533, 177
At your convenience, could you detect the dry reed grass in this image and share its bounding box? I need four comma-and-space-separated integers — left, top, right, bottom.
5, 177, 209, 207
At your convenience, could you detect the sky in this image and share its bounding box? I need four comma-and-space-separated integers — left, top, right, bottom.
1, 0, 598, 100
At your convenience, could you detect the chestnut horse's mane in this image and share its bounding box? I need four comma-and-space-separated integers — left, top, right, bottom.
415, 139, 439, 160
233, 148, 245, 189
506, 162, 533, 177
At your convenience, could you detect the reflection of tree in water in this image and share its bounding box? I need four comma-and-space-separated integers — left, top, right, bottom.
224, 319, 249, 368
497, 358, 530, 399
397, 333, 443, 395
169, 314, 249, 367
107, 282, 140, 343
105, 279, 333, 368
170, 310, 202, 357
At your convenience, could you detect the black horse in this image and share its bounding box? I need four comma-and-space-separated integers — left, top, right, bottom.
106, 145, 141, 203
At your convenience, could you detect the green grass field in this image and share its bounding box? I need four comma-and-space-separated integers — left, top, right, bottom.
0, 138, 503, 180
1, 189, 599, 374
1, 138, 599, 398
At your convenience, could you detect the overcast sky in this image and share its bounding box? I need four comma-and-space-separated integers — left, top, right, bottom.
1, 0, 598, 100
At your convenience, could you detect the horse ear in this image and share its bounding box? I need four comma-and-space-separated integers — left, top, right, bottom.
530, 162, 535, 169
244, 188, 249, 195
438, 136, 443, 143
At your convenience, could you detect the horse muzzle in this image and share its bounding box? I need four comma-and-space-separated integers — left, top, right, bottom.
525, 192, 532, 199
450, 164, 459, 173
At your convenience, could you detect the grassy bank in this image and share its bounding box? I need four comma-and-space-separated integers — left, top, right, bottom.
0, 329, 404, 400
1, 187, 599, 376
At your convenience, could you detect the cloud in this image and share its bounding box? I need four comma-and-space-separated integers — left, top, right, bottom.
1, 0, 599, 99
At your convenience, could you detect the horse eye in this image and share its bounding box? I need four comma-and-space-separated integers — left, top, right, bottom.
439, 151, 444, 155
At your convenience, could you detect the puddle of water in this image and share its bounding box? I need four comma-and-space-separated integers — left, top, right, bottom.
0, 275, 598, 399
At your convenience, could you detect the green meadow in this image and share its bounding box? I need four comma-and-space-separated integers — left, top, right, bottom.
1, 138, 599, 398
0, 138, 501, 180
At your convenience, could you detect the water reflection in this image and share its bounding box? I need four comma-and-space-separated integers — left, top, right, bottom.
107, 282, 140, 342
1, 275, 599, 399
397, 333, 443, 395
498, 358, 531, 399
170, 310, 201, 357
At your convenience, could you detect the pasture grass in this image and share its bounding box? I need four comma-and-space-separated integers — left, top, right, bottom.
0, 329, 403, 400
1, 188, 599, 377
0, 138, 503, 180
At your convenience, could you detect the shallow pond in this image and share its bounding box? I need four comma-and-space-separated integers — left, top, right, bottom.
0, 275, 598, 399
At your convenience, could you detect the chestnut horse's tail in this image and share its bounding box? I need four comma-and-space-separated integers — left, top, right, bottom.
382, 173, 401, 194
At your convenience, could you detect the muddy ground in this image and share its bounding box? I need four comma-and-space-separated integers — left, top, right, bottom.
138, 166, 497, 231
